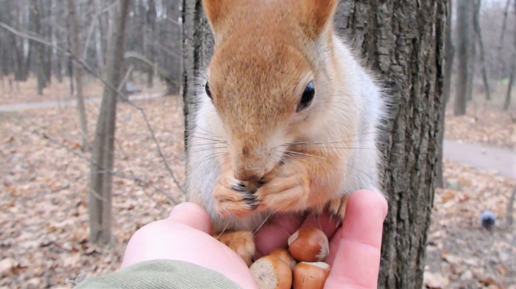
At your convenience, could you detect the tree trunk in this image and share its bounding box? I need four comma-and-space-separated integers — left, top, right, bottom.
182, 1, 447, 288
443, 0, 455, 106
438, 0, 454, 189
93, 0, 105, 73
29, 0, 45, 95
454, 0, 474, 116
507, 185, 516, 227
42, 0, 52, 86
146, 0, 156, 88
89, 0, 130, 245
504, 4, 516, 111
465, 1, 477, 102
473, 0, 491, 101
67, 0, 89, 152
497, 0, 512, 80
52, 0, 63, 83
505, 60, 515, 110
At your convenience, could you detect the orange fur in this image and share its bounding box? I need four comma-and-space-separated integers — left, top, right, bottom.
192, 0, 385, 270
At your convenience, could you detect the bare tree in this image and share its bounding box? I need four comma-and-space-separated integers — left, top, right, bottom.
505, 1, 516, 110
29, 0, 46, 95
473, 0, 492, 101
498, 0, 512, 73
89, 0, 131, 245
455, 0, 474, 115
507, 185, 516, 226
67, 0, 89, 152
438, 0, 455, 189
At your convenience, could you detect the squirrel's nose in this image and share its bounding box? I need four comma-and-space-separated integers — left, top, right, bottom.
234, 170, 263, 183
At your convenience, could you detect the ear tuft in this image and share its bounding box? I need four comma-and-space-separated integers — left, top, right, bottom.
300, 0, 338, 39
202, 0, 221, 27
202, 0, 233, 32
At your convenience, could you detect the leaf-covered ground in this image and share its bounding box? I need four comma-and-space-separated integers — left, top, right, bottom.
1, 95, 186, 289
0, 80, 515, 288
444, 103, 516, 151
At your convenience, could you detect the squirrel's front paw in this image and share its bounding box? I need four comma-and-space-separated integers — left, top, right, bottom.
214, 171, 261, 218
216, 231, 255, 267
326, 195, 349, 226
254, 166, 310, 212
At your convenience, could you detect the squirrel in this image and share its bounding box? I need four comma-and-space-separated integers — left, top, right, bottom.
185, 0, 388, 267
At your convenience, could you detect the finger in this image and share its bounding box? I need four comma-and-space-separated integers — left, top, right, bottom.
167, 202, 212, 234
253, 212, 305, 258
324, 190, 388, 289
301, 210, 340, 241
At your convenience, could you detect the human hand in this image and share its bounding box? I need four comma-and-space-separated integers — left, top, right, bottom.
120, 201, 259, 288
120, 189, 387, 289
253, 189, 388, 289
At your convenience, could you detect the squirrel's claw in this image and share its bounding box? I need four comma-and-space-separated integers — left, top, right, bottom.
327, 195, 349, 227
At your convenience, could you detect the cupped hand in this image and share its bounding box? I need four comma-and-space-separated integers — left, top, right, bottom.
120, 202, 259, 289
254, 189, 388, 289
120, 189, 388, 289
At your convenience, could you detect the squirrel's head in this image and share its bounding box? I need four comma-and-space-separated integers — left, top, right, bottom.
201, 0, 339, 182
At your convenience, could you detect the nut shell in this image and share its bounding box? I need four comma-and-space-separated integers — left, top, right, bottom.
249, 255, 292, 289
288, 227, 329, 262
268, 248, 297, 271
293, 262, 331, 289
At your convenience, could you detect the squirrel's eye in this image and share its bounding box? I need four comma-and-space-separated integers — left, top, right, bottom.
296, 81, 315, 112
205, 82, 212, 99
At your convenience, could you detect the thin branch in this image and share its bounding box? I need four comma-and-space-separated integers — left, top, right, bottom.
118, 64, 134, 91
95, 1, 118, 18
166, 17, 181, 27
498, 0, 511, 54
0, 21, 185, 194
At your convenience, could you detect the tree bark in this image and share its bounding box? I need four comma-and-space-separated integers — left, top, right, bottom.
67, 0, 90, 152
443, 0, 455, 106
438, 0, 455, 189
465, 0, 478, 102
473, 0, 491, 101
42, 0, 52, 86
497, 0, 512, 80
89, 0, 131, 245
93, 0, 105, 73
29, 0, 46, 95
146, 0, 156, 88
505, 59, 515, 110
504, 3, 516, 110
454, 0, 473, 116
182, 1, 447, 288
507, 185, 516, 227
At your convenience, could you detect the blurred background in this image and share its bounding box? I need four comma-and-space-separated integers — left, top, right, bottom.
0, 0, 514, 288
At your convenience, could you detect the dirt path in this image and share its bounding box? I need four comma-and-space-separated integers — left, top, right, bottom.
443, 139, 516, 180
2, 97, 515, 181
0, 93, 164, 112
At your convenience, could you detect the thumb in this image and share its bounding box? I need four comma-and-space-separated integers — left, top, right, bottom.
167, 202, 212, 234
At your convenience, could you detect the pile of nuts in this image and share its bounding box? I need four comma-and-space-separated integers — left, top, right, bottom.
250, 227, 331, 289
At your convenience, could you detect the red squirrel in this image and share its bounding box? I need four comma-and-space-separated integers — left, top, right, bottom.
186, 0, 387, 267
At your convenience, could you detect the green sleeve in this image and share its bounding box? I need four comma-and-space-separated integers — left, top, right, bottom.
74, 259, 244, 289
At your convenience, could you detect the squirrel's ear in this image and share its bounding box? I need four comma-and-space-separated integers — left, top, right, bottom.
202, 0, 229, 32
299, 0, 338, 39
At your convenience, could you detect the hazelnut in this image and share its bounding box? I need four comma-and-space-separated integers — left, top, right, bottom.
249, 255, 292, 289
268, 248, 297, 271
293, 262, 331, 289
288, 227, 329, 262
